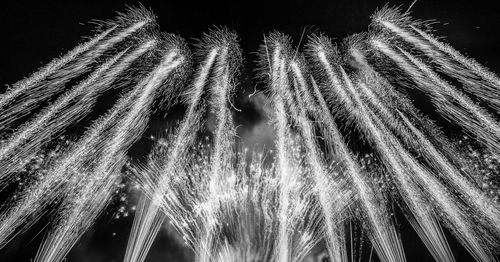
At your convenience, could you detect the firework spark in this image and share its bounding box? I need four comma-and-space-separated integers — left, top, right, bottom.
1, 5, 499, 262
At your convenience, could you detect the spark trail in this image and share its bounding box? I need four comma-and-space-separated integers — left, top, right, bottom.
348, 46, 485, 259
303, 47, 408, 262
198, 30, 241, 262
34, 36, 187, 262
261, 36, 329, 262
0, 10, 153, 131
309, 39, 442, 262
124, 36, 219, 262
0, 26, 114, 111
264, 38, 349, 262
289, 60, 350, 262
371, 8, 500, 113
309, 43, 408, 262
370, 38, 500, 156
0, 39, 156, 248
291, 61, 351, 261
267, 42, 297, 262
0, 50, 127, 184
350, 47, 500, 236
334, 65, 457, 262
1, 6, 499, 262
313, 38, 493, 261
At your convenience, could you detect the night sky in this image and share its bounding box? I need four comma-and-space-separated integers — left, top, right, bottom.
1, 0, 499, 261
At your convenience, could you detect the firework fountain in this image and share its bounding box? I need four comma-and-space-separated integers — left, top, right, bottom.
0, 5, 499, 262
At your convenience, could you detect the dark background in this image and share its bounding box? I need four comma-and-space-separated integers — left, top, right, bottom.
1, 0, 499, 261
2, 0, 500, 88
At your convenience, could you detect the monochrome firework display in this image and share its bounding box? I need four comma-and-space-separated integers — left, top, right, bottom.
1, 2, 499, 262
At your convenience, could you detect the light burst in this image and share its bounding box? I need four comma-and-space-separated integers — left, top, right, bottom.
1, 5, 499, 262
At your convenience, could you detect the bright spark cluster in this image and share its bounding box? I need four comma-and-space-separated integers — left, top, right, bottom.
0, 6, 499, 262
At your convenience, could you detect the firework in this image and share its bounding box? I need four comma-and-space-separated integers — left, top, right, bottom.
0, 5, 499, 262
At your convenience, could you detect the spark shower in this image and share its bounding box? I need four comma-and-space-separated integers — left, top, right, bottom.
0, 5, 499, 262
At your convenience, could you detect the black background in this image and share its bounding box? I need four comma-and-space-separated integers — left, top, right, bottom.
2, 0, 500, 87
1, 0, 499, 261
